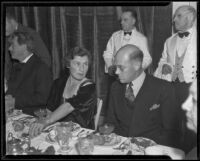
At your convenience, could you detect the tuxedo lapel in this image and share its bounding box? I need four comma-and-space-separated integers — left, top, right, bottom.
128, 75, 154, 136
169, 35, 178, 64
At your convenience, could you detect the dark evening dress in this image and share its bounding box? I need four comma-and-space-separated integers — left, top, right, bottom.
47, 69, 97, 129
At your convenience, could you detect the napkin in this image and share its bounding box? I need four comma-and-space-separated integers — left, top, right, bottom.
145, 145, 185, 159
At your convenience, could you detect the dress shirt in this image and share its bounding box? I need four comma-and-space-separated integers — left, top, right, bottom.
103, 28, 152, 72
21, 53, 33, 63
176, 28, 193, 57
127, 71, 146, 97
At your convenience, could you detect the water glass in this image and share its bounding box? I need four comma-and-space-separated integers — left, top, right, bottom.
76, 137, 94, 155
55, 124, 72, 153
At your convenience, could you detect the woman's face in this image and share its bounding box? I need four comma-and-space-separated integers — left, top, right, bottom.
182, 80, 197, 133
70, 55, 89, 81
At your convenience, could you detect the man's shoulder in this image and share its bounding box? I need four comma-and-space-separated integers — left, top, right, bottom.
147, 74, 174, 89
111, 80, 123, 90
112, 30, 123, 37
134, 30, 147, 39
165, 33, 177, 43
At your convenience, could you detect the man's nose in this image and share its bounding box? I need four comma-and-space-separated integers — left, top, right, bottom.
115, 68, 120, 75
79, 64, 84, 72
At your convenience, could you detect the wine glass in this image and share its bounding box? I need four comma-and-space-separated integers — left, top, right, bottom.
76, 137, 94, 155
55, 124, 72, 153
34, 108, 48, 120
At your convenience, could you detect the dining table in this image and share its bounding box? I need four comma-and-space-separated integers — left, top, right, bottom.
5, 109, 158, 156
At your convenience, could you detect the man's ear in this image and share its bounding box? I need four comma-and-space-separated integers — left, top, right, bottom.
133, 60, 141, 71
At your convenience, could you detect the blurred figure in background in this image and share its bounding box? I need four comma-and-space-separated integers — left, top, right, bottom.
182, 79, 197, 159
5, 31, 52, 115
5, 10, 51, 81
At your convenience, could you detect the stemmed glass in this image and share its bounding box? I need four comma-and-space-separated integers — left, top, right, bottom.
76, 137, 94, 155
55, 123, 72, 153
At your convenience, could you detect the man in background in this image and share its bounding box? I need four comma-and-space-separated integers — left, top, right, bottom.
103, 9, 152, 76
154, 5, 197, 153
5, 10, 51, 81
5, 31, 52, 115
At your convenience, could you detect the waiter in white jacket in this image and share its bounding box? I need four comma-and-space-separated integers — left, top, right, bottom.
154, 5, 197, 153
103, 9, 152, 76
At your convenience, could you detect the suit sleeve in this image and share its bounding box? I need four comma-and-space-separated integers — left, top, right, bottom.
158, 82, 181, 147
15, 63, 53, 109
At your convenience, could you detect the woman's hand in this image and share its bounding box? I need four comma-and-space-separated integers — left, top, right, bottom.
29, 119, 47, 138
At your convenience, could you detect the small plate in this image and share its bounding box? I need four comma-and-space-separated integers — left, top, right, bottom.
96, 134, 122, 147
8, 110, 23, 118
131, 137, 157, 148
45, 133, 57, 144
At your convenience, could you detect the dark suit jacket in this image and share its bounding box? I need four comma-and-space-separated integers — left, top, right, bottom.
5, 24, 51, 80
106, 74, 181, 148
7, 54, 53, 115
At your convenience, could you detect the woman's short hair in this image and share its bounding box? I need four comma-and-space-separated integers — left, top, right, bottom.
64, 46, 92, 68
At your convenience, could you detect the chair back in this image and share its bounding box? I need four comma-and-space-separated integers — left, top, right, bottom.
94, 98, 103, 130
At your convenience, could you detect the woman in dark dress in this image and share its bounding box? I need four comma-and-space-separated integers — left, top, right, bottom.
29, 47, 96, 137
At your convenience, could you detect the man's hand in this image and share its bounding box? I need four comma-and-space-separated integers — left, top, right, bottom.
108, 65, 117, 76
29, 119, 47, 138
162, 64, 172, 75
5, 95, 15, 113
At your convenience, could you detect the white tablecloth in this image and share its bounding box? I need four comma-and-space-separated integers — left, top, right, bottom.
5, 113, 152, 155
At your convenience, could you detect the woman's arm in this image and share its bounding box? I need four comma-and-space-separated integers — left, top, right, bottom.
46, 102, 74, 125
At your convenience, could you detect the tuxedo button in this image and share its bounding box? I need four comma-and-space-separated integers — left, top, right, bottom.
181, 66, 183, 68
192, 66, 195, 68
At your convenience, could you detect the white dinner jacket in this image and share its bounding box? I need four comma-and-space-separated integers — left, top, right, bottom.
103, 29, 152, 73
154, 26, 197, 83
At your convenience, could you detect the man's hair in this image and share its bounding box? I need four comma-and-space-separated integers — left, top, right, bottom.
123, 9, 138, 22
65, 46, 92, 67
10, 31, 34, 53
129, 45, 144, 63
178, 5, 197, 22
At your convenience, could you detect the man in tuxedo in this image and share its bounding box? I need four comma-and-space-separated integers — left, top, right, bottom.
106, 44, 180, 148
5, 10, 51, 81
5, 31, 52, 115
103, 9, 152, 76
154, 5, 197, 152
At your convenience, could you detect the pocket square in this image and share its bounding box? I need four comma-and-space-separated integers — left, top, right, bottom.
149, 104, 160, 111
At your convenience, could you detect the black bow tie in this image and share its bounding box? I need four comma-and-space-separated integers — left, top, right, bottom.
178, 32, 190, 38
124, 31, 132, 36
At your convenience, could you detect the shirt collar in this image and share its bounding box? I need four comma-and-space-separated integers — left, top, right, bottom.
131, 71, 146, 87
22, 53, 33, 63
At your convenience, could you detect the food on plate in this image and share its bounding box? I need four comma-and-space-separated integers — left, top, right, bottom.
131, 137, 156, 148
12, 120, 25, 132
87, 134, 105, 145
98, 123, 115, 135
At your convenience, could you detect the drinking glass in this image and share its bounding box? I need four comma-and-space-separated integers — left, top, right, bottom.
55, 124, 72, 153
76, 137, 94, 155
34, 108, 48, 120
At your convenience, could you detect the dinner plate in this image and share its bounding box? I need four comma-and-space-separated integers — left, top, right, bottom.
45, 133, 57, 144
8, 110, 23, 118
96, 134, 122, 147
131, 137, 157, 148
